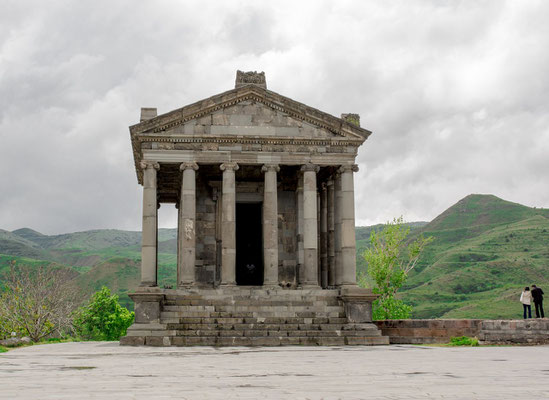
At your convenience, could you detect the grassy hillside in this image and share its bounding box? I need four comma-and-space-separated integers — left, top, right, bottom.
399, 195, 549, 319
0, 228, 178, 310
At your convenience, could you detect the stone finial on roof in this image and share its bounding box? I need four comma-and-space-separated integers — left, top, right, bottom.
235, 70, 267, 89
341, 113, 360, 127
140, 108, 157, 122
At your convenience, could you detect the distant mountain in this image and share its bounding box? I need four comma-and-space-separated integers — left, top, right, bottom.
0, 228, 178, 308
1, 194, 548, 318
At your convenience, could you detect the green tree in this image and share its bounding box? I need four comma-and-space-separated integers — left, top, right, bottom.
360, 217, 433, 320
73, 287, 134, 341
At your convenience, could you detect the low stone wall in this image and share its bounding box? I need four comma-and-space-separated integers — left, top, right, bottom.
375, 319, 549, 345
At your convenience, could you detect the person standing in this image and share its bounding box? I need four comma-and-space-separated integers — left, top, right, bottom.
520, 287, 532, 319
531, 284, 545, 318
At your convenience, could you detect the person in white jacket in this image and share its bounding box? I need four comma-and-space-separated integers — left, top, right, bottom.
520, 287, 532, 319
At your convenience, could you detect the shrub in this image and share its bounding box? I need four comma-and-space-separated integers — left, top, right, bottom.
449, 336, 479, 346
73, 287, 134, 341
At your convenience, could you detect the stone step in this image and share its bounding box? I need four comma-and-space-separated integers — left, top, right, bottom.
167, 329, 382, 337
164, 322, 381, 332
160, 311, 345, 320
162, 305, 344, 312
160, 317, 345, 325
121, 335, 389, 347
164, 316, 350, 325
163, 299, 342, 307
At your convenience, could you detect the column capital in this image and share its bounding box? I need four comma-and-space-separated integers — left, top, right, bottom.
220, 162, 239, 172
338, 164, 359, 173
261, 163, 280, 173
180, 162, 199, 171
321, 182, 328, 191
140, 160, 160, 170
301, 163, 320, 173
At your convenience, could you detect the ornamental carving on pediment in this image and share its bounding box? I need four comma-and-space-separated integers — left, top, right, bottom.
235, 70, 267, 89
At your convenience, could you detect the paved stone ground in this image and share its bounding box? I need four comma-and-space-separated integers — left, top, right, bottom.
1, 342, 549, 399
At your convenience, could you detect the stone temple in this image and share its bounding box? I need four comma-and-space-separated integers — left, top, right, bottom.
121, 71, 388, 346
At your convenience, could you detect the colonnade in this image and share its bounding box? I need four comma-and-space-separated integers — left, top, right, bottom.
138, 160, 359, 289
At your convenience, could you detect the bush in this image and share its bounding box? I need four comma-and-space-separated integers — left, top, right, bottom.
449, 336, 479, 346
73, 287, 134, 341
372, 297, 412, 320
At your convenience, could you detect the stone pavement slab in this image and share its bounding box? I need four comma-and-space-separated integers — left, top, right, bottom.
1, 342, 549, 399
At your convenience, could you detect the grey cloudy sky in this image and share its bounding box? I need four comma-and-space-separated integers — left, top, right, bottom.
1, 0, 548, 234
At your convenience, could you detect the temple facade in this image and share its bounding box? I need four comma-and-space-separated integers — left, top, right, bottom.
121, 71, 388, 346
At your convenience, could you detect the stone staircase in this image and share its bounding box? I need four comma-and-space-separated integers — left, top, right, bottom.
121, 288, 388, 346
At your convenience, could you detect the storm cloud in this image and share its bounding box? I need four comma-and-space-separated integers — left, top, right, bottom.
1, 0, 548, 233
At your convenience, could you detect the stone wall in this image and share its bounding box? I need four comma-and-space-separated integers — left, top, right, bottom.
375, 319, 549, 345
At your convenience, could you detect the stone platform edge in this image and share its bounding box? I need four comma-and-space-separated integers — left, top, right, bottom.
374, 319, 549, 345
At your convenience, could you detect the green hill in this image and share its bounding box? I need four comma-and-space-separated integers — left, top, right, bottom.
0, 228, 178, 309
1, 194, 547, 318
399, 194, 549, 319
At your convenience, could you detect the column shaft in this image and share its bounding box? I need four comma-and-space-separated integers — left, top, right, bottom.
339, 165, 359, 286
320, 183, 328, 288
220, 162, 239, 285
140, 161, 159, 286
334, 172, 343, 286
327, 179, 335, 286
296, 174, 304, 284
301, 164, 320, 286
178, 162, 198, 287
262, 164, 280, 286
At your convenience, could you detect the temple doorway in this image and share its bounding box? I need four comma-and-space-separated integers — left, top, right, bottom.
235, 202, 264, 285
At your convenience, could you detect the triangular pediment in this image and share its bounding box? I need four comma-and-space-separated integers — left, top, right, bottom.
130, 85, 371, 142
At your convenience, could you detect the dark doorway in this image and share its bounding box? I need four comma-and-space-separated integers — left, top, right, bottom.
236, 203, 263, 285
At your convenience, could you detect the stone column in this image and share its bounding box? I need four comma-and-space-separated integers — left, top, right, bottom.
301, 163, 320, 286
140, 161, 160, 287
320, 183, 328, 288
327, 179, 335, 287
177, 162, 198, 287
334, 171, 343, 286
339, 164, 359, 287
220, 162, 239, 286
317, 192, 321, 286
262, 164, 280, 286
296, 174, 304, 284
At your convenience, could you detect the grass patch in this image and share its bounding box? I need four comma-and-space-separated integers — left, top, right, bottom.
449, 336, 479, 346
0, 345, 8, 353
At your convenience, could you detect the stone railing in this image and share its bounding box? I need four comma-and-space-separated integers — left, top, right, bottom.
375, 319, 549, 345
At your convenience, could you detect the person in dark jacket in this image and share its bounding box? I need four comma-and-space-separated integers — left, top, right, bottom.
531, 285, 545, 318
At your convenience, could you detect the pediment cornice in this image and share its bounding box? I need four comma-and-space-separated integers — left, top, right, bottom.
130, 85, 371, 141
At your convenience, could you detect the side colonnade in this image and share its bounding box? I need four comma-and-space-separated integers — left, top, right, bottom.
138, 160, 359, 290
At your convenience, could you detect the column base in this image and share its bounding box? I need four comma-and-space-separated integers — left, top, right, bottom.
129, 292, 165, 324
339, 286, 379, 323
